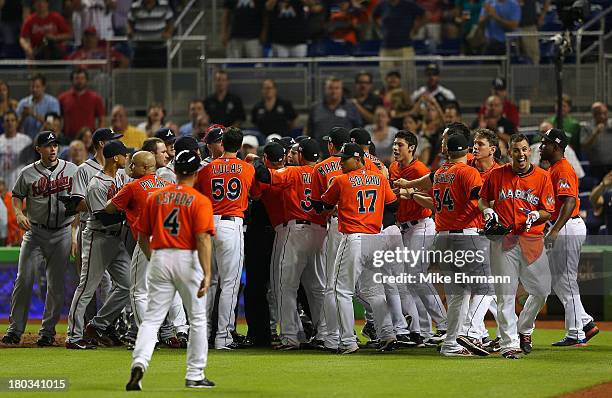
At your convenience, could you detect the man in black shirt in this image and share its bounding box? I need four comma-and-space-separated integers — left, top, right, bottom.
251, 79, 297, 137
266, 0, 308, 57
471, 95, 516, 144
204, 70, 246, 127
222, 0, 266, 58
351, 71, 383, 125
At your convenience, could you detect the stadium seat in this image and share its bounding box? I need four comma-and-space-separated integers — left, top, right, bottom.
353, 40, 381, 57
436, 39, 461, 56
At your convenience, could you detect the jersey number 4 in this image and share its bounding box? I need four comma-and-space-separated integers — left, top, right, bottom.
433, 188, 454, 212
356, 189, 377, 213
163, 208, 181, 236
211, 178, 242, 201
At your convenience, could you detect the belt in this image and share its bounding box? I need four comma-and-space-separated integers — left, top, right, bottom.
220, 215, 241, 221
90, 228, 122, 237
283, 219, 326, 228
571, 215, 581, 219
31, 222, 71, 231
438, 228, 478, 235
398, 217, 430, 231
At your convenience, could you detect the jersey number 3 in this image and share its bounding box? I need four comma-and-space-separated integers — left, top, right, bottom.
357, 189, 377, 213
212, 178, 242, 201
433, 188, 454, 212
163, 208, 181, 236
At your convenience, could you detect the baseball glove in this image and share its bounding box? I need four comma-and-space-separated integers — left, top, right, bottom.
481, 218, 512, 240
58, 195, 77, 217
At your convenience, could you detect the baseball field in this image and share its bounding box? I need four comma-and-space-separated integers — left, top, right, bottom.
0, 322, 610, 397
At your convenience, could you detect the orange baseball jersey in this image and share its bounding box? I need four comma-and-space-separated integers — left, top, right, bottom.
311, 155, 381, 202
480, 163, 555, 236
137, 184, 215, 250
364, 152, 384, 171
112, 174, 170, 239
467, 159, 501, 226
196, 156, 256, 218
253, 179, 287, 227
269, 165, 327, 225
321, 167, 396, 234
389, 160, 433, 222
432, 162, 483, 232
548, 158, 580, 221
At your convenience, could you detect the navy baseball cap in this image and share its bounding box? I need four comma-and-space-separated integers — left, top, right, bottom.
154, 127, 176, 144
539, 128, 568, 150
103, 140, 129, 158
447, 134, 469, 152
264, 142, 285, 163
492, 77, 507, 91
35, 131, 59, 147
337, 143, 365, 159
322, 127, 350, 148
274, 136, 296, 151
350, 128, 372, 146
93, 128, 123, 144
174, 136, 199, 153
174, 149, 200, 175
298, 138, 320, 162
294, 135, 310, 143
425, 63, 440, 75
205, 125, 224, 144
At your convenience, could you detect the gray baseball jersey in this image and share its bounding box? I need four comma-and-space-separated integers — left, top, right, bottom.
86, 172, 122, 232
12, 159, 78, 227
115, 168, 133, 189
156, 161, 175, 183
71, 158, 104, 222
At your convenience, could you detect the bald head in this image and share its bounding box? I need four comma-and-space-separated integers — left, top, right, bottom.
130, 151, 156, 178
592, 102, 609, 124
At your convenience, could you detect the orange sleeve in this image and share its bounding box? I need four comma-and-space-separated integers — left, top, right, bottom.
195, 166, 211, 199
111, 182, 134, 211
479, 170, 496, 201
269, 167, 296, 188
321, 177, 341, 206
540, 174, 556, 214
383, 177, 397, 204
310, 166, 325, 201
462, 167, 483, 197
554, 166, 578, 199
192, 195, 216, 236
135, 195, 153, 237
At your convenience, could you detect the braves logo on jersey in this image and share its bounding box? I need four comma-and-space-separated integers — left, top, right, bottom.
106, 182, 119, 200
31, 174, 73, 197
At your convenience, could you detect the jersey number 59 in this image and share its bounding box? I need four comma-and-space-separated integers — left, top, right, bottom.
211, 178, 242, 201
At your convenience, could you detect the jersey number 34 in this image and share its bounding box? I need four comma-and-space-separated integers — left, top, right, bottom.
433, 188, 454, 212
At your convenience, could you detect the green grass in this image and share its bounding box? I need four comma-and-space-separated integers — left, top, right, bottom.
0, 324, 610, 398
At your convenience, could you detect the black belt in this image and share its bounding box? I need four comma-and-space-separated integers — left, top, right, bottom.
571, 215, 581, 219
31, 222, 71, 231
90, 228, 122, 237
449, 229, 464, 234
283, 220, 326, 228
399, 217, 430, 230
220, 215, 241, 221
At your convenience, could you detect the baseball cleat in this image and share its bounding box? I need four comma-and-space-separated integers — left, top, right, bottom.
85, 324, 115, 347
409, 332, 426, 348
274, 344, 300, 351
65, 339, 97, 350
302, 338, 325, 350
376, 339, 398, 352
185, 378, 215, 389
482, 337, 501, 353
395, 334, 417, 347
36, 335, 55, 347
270, 332, 281, 345
456, 335, 489, 357
551, 337, 588, 347
338, 345, 359, 355
160, 336, 182, 349
519, 333, 532, 354
360, 322, 378, 341
125, 365, 144, 391
216, 341, 242, 350
428, 330, 447, 344
440, 348, 473, 357
1, 333, 20, 345
502, 349, 522, 359
583, 322, 599, 342
176, 332, 189, 348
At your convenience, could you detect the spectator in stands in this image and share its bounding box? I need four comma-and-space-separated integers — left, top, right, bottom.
0, 0, 23, 59
414, 0, 443, 50
410, 63, 456, 107
20, 0, 72, 60
66, 26, 129, 69
581, 102, 612, 177
304, 0, 328, 55
266, 0, 309, 57
128, 0, 174, 68
378, 70, 403, 107
0, 80, 18, 134
388, 88, 413, 129
0, 111, 33, 190
453, 0, 484, 54
76, 126, 95, 157
112, 0, 131, 35
529, 120, 584, 178
223, 0, 265, 58
251, 79, 297, 137
111, 104, 147, 148
0, 177, 23, 246
306, 76, 361, 154
138, 102, 165, 137
373, 0, 425, 86
0, 179, 6, 245
403, 113, 431, 164
365, 106, 398, 162
519, 0, 549, 64
546, 94, 581, 155
179, 99, 207, 138
589, 170, 612, 235
204, 70, 246, 127
194, 114, 211, 141
472, 94, 516, 143
476, 77, 519, 128
41, 111, 65, 141
60, 139, 88, 165
16, 73, 60, 139
23, 0, 62, 15
70, 0, 114, 47
58, 67, 106, 139
328, 0, 360, 47
352, 71, 383, 125
478, 0, 520, 55
443, 100, 463, 124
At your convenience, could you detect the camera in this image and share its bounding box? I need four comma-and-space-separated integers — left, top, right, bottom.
555, 0, 590, 30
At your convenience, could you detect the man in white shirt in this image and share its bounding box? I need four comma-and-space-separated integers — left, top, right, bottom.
0, 111, 33, 189
411, 63, 456, 107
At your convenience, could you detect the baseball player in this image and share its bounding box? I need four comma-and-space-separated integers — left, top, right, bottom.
202, 125, 225, 166
389, 130, 448, 344
539, 128, 597, 346
126, 149, 215, 391
319, 143, 398, 354
1, 132, 78, 346
195, 127, 256, 349
479, 133, 554, 359
66, 141, 132, 349
154, 127, 176, 161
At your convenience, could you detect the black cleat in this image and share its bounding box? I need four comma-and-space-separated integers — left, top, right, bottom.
185, 378, 215, 389
270, 332, 281, 345
275, 343, 300, 351
409, 332, 426, 348
519, 333, 532, 354
552, 337, 587, 347
126, 365, 144, 391
583, 321, 599, 342
1, 333, 20, 345
360, 322, 378, 341
216, 341, 242, 350
482, 337, 501, 353
376, 339, 398, 352
66, 339, 97, 350
396, 334, 417, 347
428, 329, 447, 344
36, 335, 54, 347
502, 349, 522, 359
176, 332, 188, 348
85, 323, 114, 347
456, 335, 489, 357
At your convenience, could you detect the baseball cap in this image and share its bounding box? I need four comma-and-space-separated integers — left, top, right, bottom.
263, 142, 285, 163
298, 138, 320, 162
425, 63, 440, 75
322, 127, 350, 148
35, 131, 59, 147
242, 135, 259, 149
174, 150, 200, 175
337, 142, 365, 159
447, 134, 469, 152
174, 136, 199, 153
154, 127, 176, 144
93, 128, 123, 143
539, 128, 568, 150
350, 128, 372, 146
103, 140, 129, 158
294, 135, 310, 143
205, 125, 224, 144
275, 136, 296, 152
492, 77, 506, 91
266, 133, 282, 143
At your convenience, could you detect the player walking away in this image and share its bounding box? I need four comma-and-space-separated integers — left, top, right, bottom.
66, 141, 132, 349
479, 133, 554, 359
389, 130, 448, 345
196, 127, 256, 349
539, 128, 599, 346
319, 143, 398, 354
2, 132, 78, 346
126, 150, 216, 391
